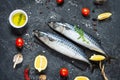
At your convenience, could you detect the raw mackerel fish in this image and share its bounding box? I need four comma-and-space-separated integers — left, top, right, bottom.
48, 22, 106, 55
33, 30, 91, 65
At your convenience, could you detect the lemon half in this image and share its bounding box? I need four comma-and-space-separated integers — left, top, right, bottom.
74, 76, 89, 80
34, 55, 48, 72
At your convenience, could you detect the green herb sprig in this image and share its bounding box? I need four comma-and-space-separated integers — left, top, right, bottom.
74, 25, 89, 44
18, 13, 23, 25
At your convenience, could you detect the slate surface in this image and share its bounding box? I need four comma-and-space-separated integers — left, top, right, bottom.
0, 0, 120, 80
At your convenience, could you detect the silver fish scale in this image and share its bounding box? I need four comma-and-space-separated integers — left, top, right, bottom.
65, 23, 74, 30
56, 22, 105, 54
63, 23, 102, 49
84, 33, 102, 49
56, 22, 74, 30
48, 33, 87, 57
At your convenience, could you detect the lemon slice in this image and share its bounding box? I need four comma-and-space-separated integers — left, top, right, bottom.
74, 76, 89, 80
34, 55, 48, 72
89, 54, 105, 61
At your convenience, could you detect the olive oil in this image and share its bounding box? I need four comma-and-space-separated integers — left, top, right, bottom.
12, 13, 26, 27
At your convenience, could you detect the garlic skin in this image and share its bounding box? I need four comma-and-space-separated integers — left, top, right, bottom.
13, 53, 23, 68
39, 75, 47, 80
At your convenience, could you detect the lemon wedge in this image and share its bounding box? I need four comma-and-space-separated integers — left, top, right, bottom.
97, 12, 112, 20
34, 55, 48, 72
89, 54, 105, 61
74, 76, 89, 80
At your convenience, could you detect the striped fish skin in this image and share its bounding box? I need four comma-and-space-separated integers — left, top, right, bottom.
48, 22, 106, 55
33, 30, 90, 64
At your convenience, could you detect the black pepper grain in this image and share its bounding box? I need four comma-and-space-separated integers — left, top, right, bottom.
94, 0, 107, 5
92, 18, 97, 21
92, 9, 95, 13
92, 22, 97, 26
40, 11, 43, 14
46, 6, 50, 9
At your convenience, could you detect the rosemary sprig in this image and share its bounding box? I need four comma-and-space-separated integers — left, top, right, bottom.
18, 13, 23, 25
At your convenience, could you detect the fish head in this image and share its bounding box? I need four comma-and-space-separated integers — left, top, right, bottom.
33, 30, 50, 44
48, 22, 73, 33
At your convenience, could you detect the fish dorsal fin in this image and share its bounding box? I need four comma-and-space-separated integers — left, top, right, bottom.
47, 33, 57, 42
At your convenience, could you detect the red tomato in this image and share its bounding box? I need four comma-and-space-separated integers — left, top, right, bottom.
81, 8, 90, 16
16, 37, 24, 48
59, 68, 69, 77
56, 0, 64, 4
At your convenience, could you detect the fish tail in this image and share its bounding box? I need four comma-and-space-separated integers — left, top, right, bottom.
89, 62, 93, 71
89, 62, 98, 73
85, 60, 93, 71
105, 54, 117, 63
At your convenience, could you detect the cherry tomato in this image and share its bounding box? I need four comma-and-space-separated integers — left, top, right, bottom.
15, 37, 24, 48
56, 0, 64, 5
81, 8, 90, 17
59, 68, 69, 77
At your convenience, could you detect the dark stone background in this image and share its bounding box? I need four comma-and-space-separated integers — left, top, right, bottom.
0, 0, 120, 80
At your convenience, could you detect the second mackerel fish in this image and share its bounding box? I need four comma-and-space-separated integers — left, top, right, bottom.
48, 22, 106, 55
33, 30, 91, 65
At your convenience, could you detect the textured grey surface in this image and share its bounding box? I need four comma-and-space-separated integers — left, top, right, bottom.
0, 0, 120, 80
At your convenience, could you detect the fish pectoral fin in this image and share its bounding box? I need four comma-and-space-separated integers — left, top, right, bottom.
65, 26, 71, 30
64, 23, 71, 30
48, 37, 56, 42
77, 36, 81, 39
105, 54, 117, 64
